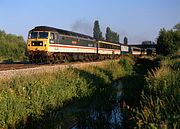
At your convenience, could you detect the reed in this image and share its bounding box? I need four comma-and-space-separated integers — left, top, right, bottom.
132, 57, 180, 129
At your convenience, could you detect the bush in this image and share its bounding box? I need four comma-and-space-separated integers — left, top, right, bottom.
0, 30, 26, 62
118, 56, 135, 73
132, 57, 180, 129
157, 24, 180, 56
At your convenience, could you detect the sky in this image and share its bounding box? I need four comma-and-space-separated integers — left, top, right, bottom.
0, 0, 180, 44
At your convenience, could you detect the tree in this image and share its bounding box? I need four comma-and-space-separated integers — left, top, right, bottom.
0, 30, 25, 61
173, 27, 180, 49
124, 37, 128, 45
106, 27, 111, 42
112, 32, 119, 43
157, 28, 179, 55
174, 23, 180, 30
93, 20, 103, 40
105, 27, 119, 43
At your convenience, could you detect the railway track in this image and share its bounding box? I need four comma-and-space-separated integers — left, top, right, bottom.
0, 60, 108, 72
0, 63, 41, 71
0, 61, 109, 80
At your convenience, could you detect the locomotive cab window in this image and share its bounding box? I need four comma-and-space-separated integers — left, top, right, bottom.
50, 33, 55, 39
28, 32, 38, 39
39, 32, 48, 39
28, 31, 48, 39
50, 32, 56, 44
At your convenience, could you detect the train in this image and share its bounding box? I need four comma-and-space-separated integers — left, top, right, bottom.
26, 26, 146, 63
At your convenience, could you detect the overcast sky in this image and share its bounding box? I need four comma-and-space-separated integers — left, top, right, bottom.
0, 0, 180, 43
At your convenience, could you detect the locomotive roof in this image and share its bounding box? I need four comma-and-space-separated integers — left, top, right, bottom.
30, 26, 94, 40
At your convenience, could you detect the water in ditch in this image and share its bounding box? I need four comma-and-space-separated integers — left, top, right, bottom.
71, 81, 125, 129
21, 81, 127, 129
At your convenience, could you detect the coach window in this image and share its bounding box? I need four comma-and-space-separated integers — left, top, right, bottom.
101, 44, 103, 48
102, 44, 104, 48
58, 36, 64, 40
110, 45, 112, 49
100, 44, 102, 48
111, 45, 114, 49
108, 44, 110, 49
94, 43, 97, 47
99, 43, 102, 48
102, 44, 105, 48
62, 36, 65, 40
105, 44, 107, 48
55, 33, 59, 39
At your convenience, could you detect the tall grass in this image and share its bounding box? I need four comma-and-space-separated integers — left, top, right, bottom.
0, 69, 93, 128
0, 57, 135, 128
131, 57, 180, 129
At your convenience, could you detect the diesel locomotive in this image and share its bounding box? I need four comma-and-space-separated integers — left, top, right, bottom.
26, 26, 144, 63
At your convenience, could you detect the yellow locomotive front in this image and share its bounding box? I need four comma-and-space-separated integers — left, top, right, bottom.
26, 30, 50, 63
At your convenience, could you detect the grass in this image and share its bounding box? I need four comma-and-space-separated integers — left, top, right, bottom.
0, 69, 93, 128
0, 56, 135, 129
129, 55, 180, 129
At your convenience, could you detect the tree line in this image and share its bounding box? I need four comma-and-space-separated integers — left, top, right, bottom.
0, 30, 26, 62
93, 20, 128, 44
157, 23, 180, 55
0, 21, 179, 63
